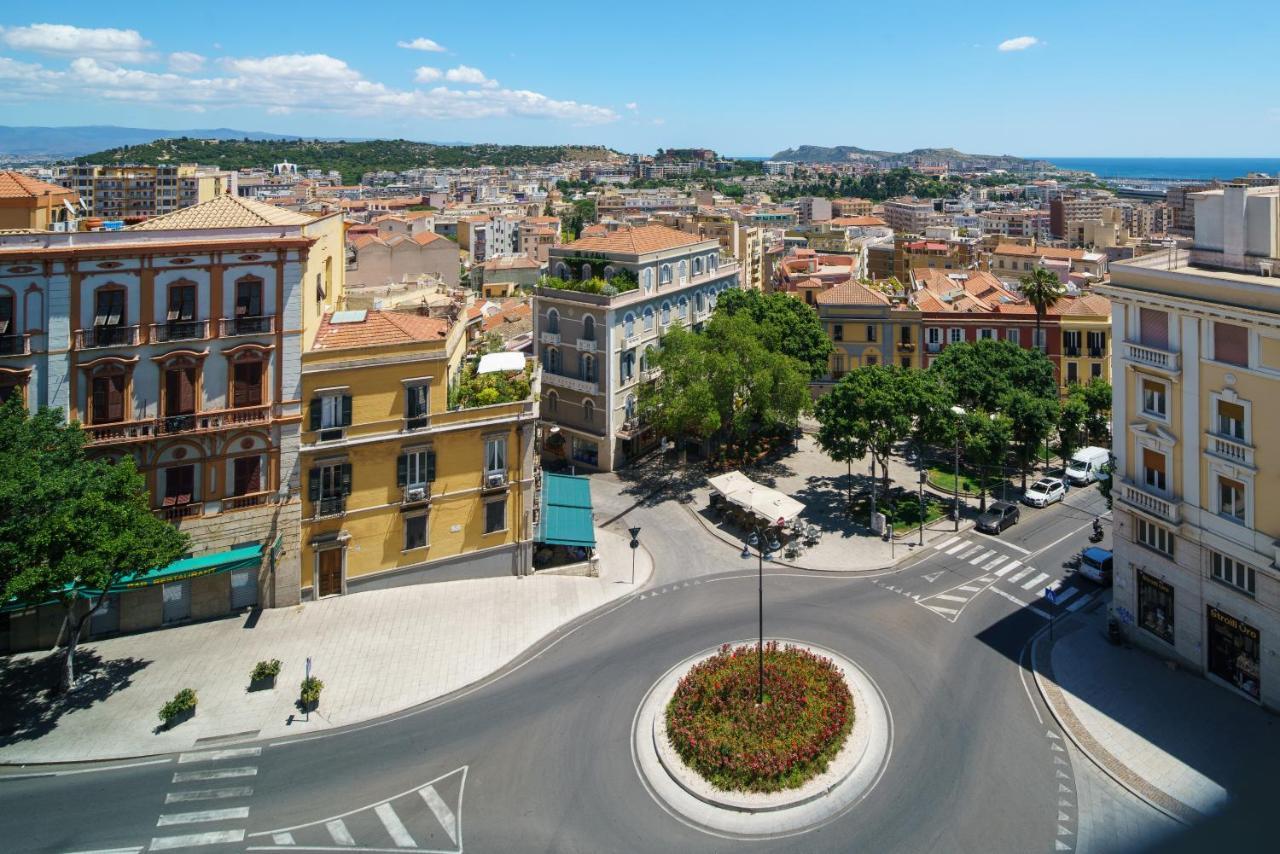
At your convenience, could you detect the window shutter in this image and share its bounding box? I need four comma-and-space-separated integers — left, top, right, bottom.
1138, 308, 1169, 349
427, 450, 437, 482
1213, 322, 1248, 367
179, 366, 196, 413
308, 468, 321, 501
309, 398, 321, 430
341, 395, 353, 426
340, 463, 353, 495
107, 374, 125, 421
92, 376, 108, 422
396, 454, 407, 487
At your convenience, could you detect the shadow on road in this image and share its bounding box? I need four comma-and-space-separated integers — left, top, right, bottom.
0, 649, 150, 746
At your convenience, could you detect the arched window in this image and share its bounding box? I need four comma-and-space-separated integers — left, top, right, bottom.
623, 313, 635, 338
0, 287, 15, 345
709, 253, 719, 272
88, 364, 129, 425
229, 349, 266, 408
546, 308, 560, 335
643, 306, 654, 331
643, 268, 654, 291
160, 355, 202, 423
709, 291, 718, 308
679, 296, 689, 318
581, 263, 592, 280
603, 265, 616, 279
660, 302, 671, 325
692, 257, 704, 276
625, 394, 637, 420
659, 264, 672, 285
544, 346, 561, 374
582, 399, 594, 423
554, 262, 569, 279
642, 345, 656, 372
580, 352, 596, 382
23, 285, 42, 334
695, 292, 706, 314
545, 391, 558, 415
582, 314, 595, 342
678, 260, 688, 282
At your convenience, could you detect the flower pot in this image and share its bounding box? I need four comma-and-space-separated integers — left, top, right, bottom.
249, 675, 277, 692
165, 706, 196, 729
299, 697, 319, 713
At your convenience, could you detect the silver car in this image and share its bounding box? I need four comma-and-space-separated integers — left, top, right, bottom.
1022, 477, 1066, 507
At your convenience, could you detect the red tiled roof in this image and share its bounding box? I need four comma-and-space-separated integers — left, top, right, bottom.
311, 310, 450, 350
0, 171, 75, 200
993, 242, 1087, 261
816, 280, 890, 306
562, 223, 704, 255
830, 215, 887, 227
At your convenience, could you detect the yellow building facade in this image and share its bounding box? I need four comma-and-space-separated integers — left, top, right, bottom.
813, 280, 922, 391
1057, 294, 1112, 392
300, 310, 540, 597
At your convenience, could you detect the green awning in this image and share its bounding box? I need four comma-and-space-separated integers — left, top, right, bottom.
539, 473, 596, 548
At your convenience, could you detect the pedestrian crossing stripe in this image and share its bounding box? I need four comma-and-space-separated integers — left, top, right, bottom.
247, 766, 466, 853
1021, 572, 1051, 591
933, 535, 960, 551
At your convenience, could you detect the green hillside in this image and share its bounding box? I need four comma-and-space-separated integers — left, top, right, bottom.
73, 138, 620, 184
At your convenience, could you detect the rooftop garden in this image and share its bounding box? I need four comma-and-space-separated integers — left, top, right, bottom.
539, 274, 639, 296
450, 359, 533, 409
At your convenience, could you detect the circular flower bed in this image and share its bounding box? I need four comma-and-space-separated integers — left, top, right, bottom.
664, 642, 854, 793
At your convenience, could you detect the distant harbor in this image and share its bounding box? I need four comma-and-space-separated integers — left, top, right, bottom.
1043, 157, 1280, 183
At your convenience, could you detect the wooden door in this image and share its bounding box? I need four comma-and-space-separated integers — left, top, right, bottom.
318, 549, 343, 597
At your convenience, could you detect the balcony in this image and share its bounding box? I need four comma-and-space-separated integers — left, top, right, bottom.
154, 502, 201, 522
1124, 341, 1180, 374
1207, 432, 1254, 467
897, 341, 916, 352
85, 404, 270, 445
76, 324, 143, 349
542, 371, 598, 394
926, 342, 942, 354
1118, 480, 1181, 525
576, 338, 597, 352
0, 334, 31, 356
402, 483, 432, 505
220, 316, 275, 337
1088, 347, 1105, 359
641, 367, 662, 382
152, 320, 209, 343
313, 495, 346, 519
1064, 347, 1081, 357
539, 331, 561, 345
222, 491, 272, 512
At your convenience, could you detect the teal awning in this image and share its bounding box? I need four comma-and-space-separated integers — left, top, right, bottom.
538, 473, 596, 548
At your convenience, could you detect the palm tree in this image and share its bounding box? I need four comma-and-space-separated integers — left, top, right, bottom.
1019, 267, 1067, 352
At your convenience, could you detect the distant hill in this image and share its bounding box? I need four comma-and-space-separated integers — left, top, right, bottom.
73, 138, 621, 184
772, 144, 1053, 171
0, 126, 304, 159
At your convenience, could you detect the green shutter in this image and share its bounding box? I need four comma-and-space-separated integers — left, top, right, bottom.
341, 395, 353, 426
396, 454, 407, 487
309, 398, 321, 430
308, 468, 321, 501
427, 450, 437, 482
340, 463, 353, 495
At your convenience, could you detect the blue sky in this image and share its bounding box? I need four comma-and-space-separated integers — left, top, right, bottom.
1, 1, 1277, 157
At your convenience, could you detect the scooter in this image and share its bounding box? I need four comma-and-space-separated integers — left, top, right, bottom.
1089, 518, 1104, 543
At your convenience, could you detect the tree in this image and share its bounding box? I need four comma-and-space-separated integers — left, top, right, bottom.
963, 410, 1013, 512
814, 367, 913, 515
1001, 388, 1059, 491
715, 288, 833, 380
638, 327, 720, 463
1076, 377, 1112, 444
1018, 267, 1067, 347
0, 400, 189, 690
1057, 396, 1089, 471
928, 338, 1056, 413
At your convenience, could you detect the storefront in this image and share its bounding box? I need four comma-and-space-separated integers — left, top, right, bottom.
1136, 570, 1174, 645
1206, 605, 1261, 701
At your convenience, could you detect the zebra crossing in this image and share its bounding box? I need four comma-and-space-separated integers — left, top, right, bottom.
147, 746, 260, 851
918, 536, 1097, 623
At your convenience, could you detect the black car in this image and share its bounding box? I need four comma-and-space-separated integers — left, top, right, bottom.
977, 501, 1020, 534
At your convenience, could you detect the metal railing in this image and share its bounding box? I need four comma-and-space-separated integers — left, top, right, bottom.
154, 502, 202, 522
151, 320, 209, 343
220, 316, 275, 337
0, 334, 31, 356
222, 491, 272, 512
76, 324, 143, 349
402, 483, 432, 505
86, 404, 270, 444
313, 496, 346, 519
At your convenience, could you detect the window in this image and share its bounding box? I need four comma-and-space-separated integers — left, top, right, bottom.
927, 327, 941, 345
1063, 330, 1081, 355
679, 260, 688, 281
901, 357, 911, 368
625, 394, 637, 420
233, 456, 261, 496
398, 449, 435, 489
581, 263, 592, 280
949, 328, 963, 344
641, 346, 655, 373
624, 313, 635, 338
1211, 551, 1256, 596
643, 268, 653, 291
866, 325, 877, 342
979, 328, 996, 341
572, 436, 599, 466
580, 353, 596, 382
543, 346, 560, 374
1217, 400, 1245, 440
163, 361, 198, 419
696, 292, 706, 314
310, 393, 352, 439
1218, 476, 1245, 523
236, 278, 263, 317
165, 284, 197, 339
163, 464, 195, 506
1214, 322, 1248, 367
834, 324, 844, 342
308, 462, 351, 516
546, 308, 559, 335
659, 264, 672, 285
1087, 330, 1106, 356
679, 297, 689, 318
709, 254, 719, 272
484, 436, 506, 476
90, 370, 126, 424
404, 514, 428, 550
1006, 328, 1020, 344
94, 288, 125, 328
1091, 362, 1103, 379
1142, 448, 1167, 492
1032, 328, 1047, 351
661, 302, 671, 325
484, 497, 506, 534
582, 314, 595, 342
405, 382, 429, 427
1066, 362, 1078, 384
621, 349, 636, 383
232, 356, 264, 407
693, 257, 704, 276
1137, 518, 1174, 557
0, 292, 13, 339
1138, 308, 1168, 349
900, 326, 911, 344
545, 391, 558, 414
1142, 379, 1166, 417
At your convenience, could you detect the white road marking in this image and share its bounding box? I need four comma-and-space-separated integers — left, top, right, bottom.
958, 545, 984, 559
419, 784, 458, 845
957, 585, 982, 593
1007, 565, 1034, 583
1001, 541, 1032, 555
374, 802, 417, 848
989, 586, 1052, 618
1054, 587, 1081, 606
926, 605, 959, 616
969, 549, 996, 565
1021, 572, 1051, 591
983, 555, 1009, 571
1067, 595, 1092, 612
165, 787, 253, 803
172, 767, 257, 783
148, 830, 245, 850
177, 747, 261, 764
922, 571, 944, 583
933, 535, 960, 551
325, 819, 355, 846
934, 594, 970, 603
271, 833, 295, 845
945, 541, 969, 555
156, 807, 250, 827
63, 848, 143, 854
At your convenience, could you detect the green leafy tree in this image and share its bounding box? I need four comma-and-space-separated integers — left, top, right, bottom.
928, 338, 1056, 412
1076, 377, 1112, 443
963, 410, 1013, 512
814, 367, 912, 513
716, 288, 833, 379
0, 400, 189, 690
1018, 267, 1067, 347
1001, 388, 1060, 491
638, 327, 721, 463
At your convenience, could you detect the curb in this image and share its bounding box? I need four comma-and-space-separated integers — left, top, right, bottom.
1028, 608, 1200, 827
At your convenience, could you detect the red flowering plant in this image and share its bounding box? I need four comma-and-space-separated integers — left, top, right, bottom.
664, 642, 854, 792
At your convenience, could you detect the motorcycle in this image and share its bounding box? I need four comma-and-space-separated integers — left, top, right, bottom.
1089, 518, 1104, 543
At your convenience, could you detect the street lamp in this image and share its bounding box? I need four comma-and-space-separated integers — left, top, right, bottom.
743, 522, 768, 705
950, 405, 966, 531
918, 469, 927, 546
628, 526, 641, 585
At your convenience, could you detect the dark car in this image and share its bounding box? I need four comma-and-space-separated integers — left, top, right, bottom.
977, 501, 1020, 534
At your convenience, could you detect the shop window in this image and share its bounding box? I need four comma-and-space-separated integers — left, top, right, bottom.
1136, 571, 1174, 645
1211, 551, 1256, 596
1206, 606, 1260, 701
572, 436, 599, 466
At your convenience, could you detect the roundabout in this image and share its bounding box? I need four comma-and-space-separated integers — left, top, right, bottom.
632, 638, 893, 838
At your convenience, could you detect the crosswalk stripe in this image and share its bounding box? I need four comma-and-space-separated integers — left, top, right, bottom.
326, 819, 355, 846
157, 807, 250, 827
272, 833, 296, 845
959, 545, 984, 559
1067, 595, 1092, 612
969, 549, 996, 565
1007, 565, 1034, 583
172, 767, 257, 783
1021, 572, 1051, 591
934, 535, 960, 551
945, 541, 969, 555
165, 787, 253, 803
419, 784, 458, 845
926, 605, 959, 615
62, 849, 143, 854
983, 555, 1008, 571
374, 803, 417, 848
957, 585, 982, 593
148, 830, 245, 850
934, 593, 969, 603
993, 562, 1017, 577
1054, 587, 1081, 606
177, 747, 261, 764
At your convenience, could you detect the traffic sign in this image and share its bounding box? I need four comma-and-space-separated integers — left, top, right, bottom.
1044, 587, 1058, 606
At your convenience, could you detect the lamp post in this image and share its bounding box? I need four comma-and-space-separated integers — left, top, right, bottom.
951, 405, 966, 531
627, 526, 641, 585
746, 525, 766, 705
918, 469, 927, 546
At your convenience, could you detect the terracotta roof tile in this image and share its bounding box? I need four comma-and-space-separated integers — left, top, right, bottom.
993, 242, 1086, 261
311, 310, 450, 350
0, 171, 75, 200
815, 280, 891, 306
561, 223, 704, 255
127, 195, 315, 230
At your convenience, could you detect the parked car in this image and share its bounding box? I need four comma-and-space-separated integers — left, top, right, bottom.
977, 501, 1020, 534
1078, 547, 1113, 586
1065, 447, 1110, 485
1023, 477, 1066, 507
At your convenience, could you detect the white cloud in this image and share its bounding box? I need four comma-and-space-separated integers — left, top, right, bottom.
168, 51, 205, 72
0, 23, 152, 63
414, 66, 442, 83
221, 53, 362, 81
997, 35, 1039, 52
445, 65, 497, 88
651, 118, 665, 125
397, 37, 446, 53
625, 102, 638, 111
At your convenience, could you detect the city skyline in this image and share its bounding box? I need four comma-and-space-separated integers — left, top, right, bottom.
1, 1, 1278, 157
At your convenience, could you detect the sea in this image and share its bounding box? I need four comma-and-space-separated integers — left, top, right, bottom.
1040, 157, 1280, 182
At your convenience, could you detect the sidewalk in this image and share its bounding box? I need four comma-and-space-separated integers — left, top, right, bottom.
1032, 594, 1280, 825
0, 527, 652, 764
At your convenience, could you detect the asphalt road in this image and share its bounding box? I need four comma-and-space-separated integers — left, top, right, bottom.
1, 482, 1171, 854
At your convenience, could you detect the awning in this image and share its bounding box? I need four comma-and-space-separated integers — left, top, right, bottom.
538, 473, 596, 548
708, 470, 806, 523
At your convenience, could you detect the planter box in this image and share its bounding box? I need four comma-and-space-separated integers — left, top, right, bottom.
249, 675, 277, 692
164, 706, 196, 729
299, 698, 319, 714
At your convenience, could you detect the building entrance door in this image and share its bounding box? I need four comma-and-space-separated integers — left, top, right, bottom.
318, 549, 343, 597
162, 580, 191, 624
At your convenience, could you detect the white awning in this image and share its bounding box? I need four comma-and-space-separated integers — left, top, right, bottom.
477, 351, 526, 374
707, 470, 806, 523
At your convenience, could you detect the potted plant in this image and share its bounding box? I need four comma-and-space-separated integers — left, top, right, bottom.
159, 688, 198, 729
250, 659, 281, 691
299, 676, 323, 712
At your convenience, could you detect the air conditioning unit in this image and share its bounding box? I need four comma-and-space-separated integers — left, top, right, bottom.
487, 472, 506, 488
406, 487, 426, 502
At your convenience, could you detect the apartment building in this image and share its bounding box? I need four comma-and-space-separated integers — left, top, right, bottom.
299, 308, 540, 596
979, 208, 1050, 241
774, 250, 862, 304
793, 196, 833, 225
535, 225, 739, 471
989, 242, 1108, 285
832, 197, 874, 218
893, 234, 978, 281
0, 195, 344, 651
345, 230, 460, 288
1097, 184, 1280, 708
1050, 193, 1113, 239
882, 197, 939, 235
57, 164, 236, 221
815, 280, 921, 387
0, 171, 79, 231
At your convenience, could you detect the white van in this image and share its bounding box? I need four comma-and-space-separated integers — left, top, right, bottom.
1065, 446, 1110, 485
